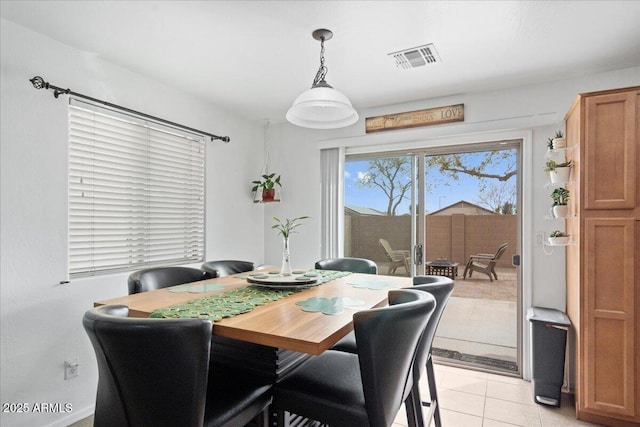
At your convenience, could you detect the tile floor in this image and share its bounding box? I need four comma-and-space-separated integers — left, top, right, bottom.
393, 363, 603, 427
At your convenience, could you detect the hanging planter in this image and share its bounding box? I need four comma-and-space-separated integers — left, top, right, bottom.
551, 130, 566, 149
251, 173, 281, 203
545, 160, 573, 184
548, 230, 570, 245
550, 187, 570, 218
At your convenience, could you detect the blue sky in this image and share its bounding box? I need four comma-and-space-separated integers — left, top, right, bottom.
344, 151, 517, 215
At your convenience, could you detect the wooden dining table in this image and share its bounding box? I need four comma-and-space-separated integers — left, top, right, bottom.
94, 270, 412, 356
95, 270, 413, 425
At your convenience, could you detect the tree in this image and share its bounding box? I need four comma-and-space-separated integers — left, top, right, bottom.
356, 157, 412, 216
476, 181, 517, 214
427, 151, 517, 214
356, 150, 518, 215
426, 151, 516, 190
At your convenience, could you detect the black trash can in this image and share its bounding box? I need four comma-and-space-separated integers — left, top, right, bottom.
527, 307, 571, 407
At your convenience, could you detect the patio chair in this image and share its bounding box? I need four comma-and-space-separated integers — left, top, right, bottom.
463, 243, 508, 281
379, 238, 411, 276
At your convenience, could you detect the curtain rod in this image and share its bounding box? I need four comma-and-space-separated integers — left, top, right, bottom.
29, 76, 230, 143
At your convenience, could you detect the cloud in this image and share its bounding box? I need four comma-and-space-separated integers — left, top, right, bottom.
344, 171, 351, 179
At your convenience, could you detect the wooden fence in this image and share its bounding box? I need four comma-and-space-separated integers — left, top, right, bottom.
345, 214, 516, 268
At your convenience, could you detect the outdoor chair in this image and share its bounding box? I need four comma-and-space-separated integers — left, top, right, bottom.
463, 243, 508, 281
379, 238, 410, 276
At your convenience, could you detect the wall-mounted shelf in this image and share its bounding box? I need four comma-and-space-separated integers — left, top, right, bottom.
544, 146, 576, 160
544, 214, 576, 220
543, 239, 576, 255
253, 199, 280, 204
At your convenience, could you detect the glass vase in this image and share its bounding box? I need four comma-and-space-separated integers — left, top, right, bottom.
280, 236, 292, 276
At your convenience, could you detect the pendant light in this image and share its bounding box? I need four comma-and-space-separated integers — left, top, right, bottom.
286, 29, 359, 129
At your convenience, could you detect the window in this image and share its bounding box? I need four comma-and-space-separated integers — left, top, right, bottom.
68, 99, 205, 278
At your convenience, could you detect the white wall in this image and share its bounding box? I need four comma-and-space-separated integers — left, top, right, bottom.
0, 19, 265, 427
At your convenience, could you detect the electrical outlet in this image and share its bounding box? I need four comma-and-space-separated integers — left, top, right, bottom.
64, 358, 79, 380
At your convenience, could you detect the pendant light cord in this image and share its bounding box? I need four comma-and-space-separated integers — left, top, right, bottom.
312, 37, 329, 88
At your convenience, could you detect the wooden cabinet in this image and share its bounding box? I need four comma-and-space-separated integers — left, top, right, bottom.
565, 86, 639, 426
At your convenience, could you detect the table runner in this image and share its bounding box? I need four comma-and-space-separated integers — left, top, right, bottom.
150, 270, 351, 321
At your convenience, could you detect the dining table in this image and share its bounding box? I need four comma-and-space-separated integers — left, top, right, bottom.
94, 269, 413, 426
95, 269, 411, 355
95, 268, 412, 372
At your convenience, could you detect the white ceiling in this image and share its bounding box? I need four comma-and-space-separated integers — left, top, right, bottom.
2, 1, 640, 124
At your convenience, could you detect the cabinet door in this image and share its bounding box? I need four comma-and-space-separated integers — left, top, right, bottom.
583, 218, 636, 417
584, 91, 637, 210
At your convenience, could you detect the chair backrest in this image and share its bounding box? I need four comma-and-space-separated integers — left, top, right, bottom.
201, 260, 255, 277
127, 266, 213, 294
314, 257, 378, 274
83, 305, 213, 427
493, 243, 509, 261
379, 239, 402, 261
411, 275, 455, 381
354, 289, 436, 427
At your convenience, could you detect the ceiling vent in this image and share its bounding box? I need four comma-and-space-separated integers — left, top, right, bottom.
389, 43, 441, 69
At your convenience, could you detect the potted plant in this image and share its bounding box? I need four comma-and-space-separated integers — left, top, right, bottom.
272, 216, 309, 276
550, 187, 570, 218
545, 159, 573, 184
251, 173, 281, 202
548, 230, 570, 245
552, 130, 566, 149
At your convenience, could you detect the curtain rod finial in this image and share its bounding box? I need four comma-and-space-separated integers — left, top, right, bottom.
30, 76, 46, 89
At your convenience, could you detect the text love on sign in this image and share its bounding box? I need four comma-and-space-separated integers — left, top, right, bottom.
365, 103, 464, 133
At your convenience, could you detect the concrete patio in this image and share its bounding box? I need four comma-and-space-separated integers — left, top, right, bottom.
379, 263, 519, 372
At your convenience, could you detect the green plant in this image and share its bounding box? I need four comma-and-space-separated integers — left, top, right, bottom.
550, 230, 569, 238
551, 187, 570, 206
554, 130, 564, 139
545, 159, 573, 173
272, 216, 309, 238
251, 173, 281, 192
547, 137, 555, 150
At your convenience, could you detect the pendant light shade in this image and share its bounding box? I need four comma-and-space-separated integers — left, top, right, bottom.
286, 29, 358, 129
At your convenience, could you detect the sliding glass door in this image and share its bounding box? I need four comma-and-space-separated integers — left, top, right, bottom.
344, 140, 522, 375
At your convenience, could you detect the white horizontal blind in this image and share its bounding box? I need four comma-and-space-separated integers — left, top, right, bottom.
68, 100, 205, 278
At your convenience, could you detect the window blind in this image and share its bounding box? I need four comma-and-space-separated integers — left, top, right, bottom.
68, 99, 205, 278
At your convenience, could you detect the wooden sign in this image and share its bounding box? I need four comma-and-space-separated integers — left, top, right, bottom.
365, 103, 464, 133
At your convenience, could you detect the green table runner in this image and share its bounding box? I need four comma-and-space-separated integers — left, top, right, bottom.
150, 270, 351, 321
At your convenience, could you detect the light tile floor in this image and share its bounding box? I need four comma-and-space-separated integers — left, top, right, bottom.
393, 363, 603, 427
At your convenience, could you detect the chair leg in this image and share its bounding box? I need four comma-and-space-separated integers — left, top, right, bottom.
463, 259, 472, 278
405, 384, 420, 427
424, 355, 442, 427
407, 380, 425, 427
275, 409, 287, 427
256, 408, 270, 427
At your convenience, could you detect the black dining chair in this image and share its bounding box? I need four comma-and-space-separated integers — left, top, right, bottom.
314, 257, 378, 274
127, 266, 213, 294
272, 289, 436, 427
83, 304, 273, 427
331, 275, 454, 427
406, 276, 455, 427
201, 260, 255, 277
